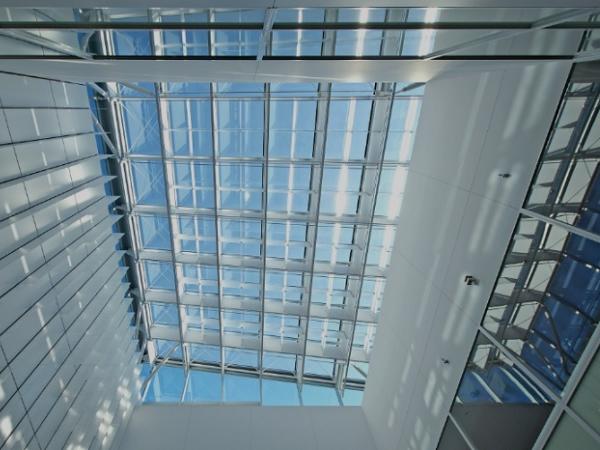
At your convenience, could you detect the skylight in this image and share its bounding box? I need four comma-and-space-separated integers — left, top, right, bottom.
94, 80, 423, 400
80, 6, 429, 404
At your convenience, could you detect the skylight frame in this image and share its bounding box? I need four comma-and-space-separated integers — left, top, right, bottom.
87, 9, 427, 393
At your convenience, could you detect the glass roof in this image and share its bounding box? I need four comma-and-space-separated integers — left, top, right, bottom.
93, 79, 423, 393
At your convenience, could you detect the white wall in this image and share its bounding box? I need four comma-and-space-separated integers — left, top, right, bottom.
117, 404, 376, 450
362, 57, 573, 450
0, 73, 141, 450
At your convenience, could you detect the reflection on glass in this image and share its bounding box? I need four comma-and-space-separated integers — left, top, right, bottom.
449, 333, 554, 450
526, 79, 600, 235
483, 217, 600, 393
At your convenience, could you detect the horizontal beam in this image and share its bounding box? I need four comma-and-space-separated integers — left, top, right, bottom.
0, 58, 571, 83
1, 21, 599, 31
0, 54, 575, 61
4, 0, 600, 8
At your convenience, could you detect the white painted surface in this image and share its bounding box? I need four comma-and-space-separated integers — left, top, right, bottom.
0, 59, 558, 84
3, 0, 600, 7
0, 73, 140, 450
117, 404, 376, 450
363, 59, 572, 450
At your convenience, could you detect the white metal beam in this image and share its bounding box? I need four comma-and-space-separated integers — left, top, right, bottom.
0, 58, 562, 84
5, 1, 600, 8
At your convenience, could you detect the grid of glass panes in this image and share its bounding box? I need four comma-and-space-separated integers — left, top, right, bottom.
92, 7, 443, 59
114, 80, 423, 388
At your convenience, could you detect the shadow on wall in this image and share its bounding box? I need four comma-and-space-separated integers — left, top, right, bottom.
367, 59, 569, 450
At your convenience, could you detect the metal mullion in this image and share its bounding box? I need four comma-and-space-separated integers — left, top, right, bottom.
208, 81, 225, 374
338, 81, 396, 392
448, 413, 478, 450
132, 204, 398, 225
9, 20, 600, 31
258, 83, 269, 374
0, 28, 93, 59
496, 82, 600, 346
123, 93, 401, 101
381, 5, 408, 57
256, 8, 275, 61
520, 207, 600, 245
295, 8, 338, 387
152, 77, 187, 368
529, 238, 600, 446
298, 84, 332, 385
479, 325, 560, 403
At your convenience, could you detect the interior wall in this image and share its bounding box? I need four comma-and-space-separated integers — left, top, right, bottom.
362, 58, 572, 450
116, 404, 376, 450
0, 73, 140, 450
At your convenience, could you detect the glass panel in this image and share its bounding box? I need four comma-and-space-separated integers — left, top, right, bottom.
144, 260, 175, 291
367, 225, 396, 269
264, 314, 302, 341
546, 413, 599, 450
131, 161, 166, 206
216, 98, 264, 158
263, 352, 297, 373
265, 271, 306, 304
311, 275, 352, 307
449, 333, 554, 450
315, 223, 357, 264
177, 216, 216, 254
266, 221, 308, 261
267, 164, 312, 213
122, 100, 160, 154
375, 166, 408, 218
154, 339, 182, 360
342, 388, 364, 406
525, 79, 600, 235
222, 309, 261, 336
189, 343, 221, 365
359, 278, 385, 312
211, 10, 262, 57
262, 379, 301, 405
172, 162, 214, 209
218, 164, 262, 210
384, 98, 421, 162
186, 306, 220, 333
224, 347, 259, 369
150, 302, 179, 326
569, 348, 600, 435
269, 98, 317, 159
184, 369, 221, 402
223, 373, 260, 402
482, 216, 600, 393
301, 383, 340, 406
182, 264, 218, 295
347, 361, 369, 382
219, 218, 262, 257
138, 214, 171, 250
145, 365, 185, 403
304, 356, 335, 378
112, 31, 152, 56
221, 267, 261, 298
